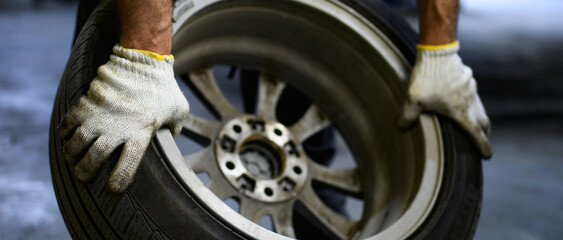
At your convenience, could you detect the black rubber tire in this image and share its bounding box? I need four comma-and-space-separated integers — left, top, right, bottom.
49, 0, 483, 239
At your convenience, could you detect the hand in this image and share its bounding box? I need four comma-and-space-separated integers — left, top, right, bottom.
399, 41, 492, 159
57, 44, 190, 192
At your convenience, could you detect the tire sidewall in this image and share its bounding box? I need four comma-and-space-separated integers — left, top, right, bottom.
50, 0, 482, 239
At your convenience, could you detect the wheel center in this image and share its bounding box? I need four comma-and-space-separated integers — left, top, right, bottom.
239, 140, 281, 179
215, 115, 308, 202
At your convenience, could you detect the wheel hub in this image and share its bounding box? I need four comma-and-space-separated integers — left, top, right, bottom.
215, 115, 308, 202
239, 140, 280, 179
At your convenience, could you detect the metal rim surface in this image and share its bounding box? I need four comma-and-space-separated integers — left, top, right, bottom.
156, 0, 444, 239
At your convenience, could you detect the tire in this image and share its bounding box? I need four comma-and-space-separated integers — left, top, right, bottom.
49, 0, 483, 239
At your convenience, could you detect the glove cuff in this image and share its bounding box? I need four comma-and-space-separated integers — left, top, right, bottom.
112, 44, 175, 65
416, 40, 460, 57
411, 40, 473, 90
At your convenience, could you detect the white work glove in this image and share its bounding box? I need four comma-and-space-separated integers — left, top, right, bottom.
399, 41, 492, 159
58, 44, 190, 192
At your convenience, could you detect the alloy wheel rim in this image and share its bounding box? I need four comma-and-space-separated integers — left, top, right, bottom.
157, 0, 444, 239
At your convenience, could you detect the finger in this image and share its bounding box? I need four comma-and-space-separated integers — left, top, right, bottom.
169, 101, 190, 138
398, 99, 423, 129
468, 95, 492, 157
108, 136, 151, 192
454, 115, 493, 160
57, 97, 90, 139
74, 136, 123, 183
478, 115, 491, 137
473, 95, 491, 136
62, 126, 99, 163
56, 110, 80, 140
475, 130, 492, 160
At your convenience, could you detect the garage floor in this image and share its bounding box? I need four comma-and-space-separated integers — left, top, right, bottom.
0, 0, 561, 239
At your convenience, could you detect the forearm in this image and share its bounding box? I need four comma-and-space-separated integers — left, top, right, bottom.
404, 1, 492, 158
417, 0, 459, 45
118, 0, 172, 55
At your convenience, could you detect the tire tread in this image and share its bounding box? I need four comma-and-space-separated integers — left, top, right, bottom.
50, 0, 167, 239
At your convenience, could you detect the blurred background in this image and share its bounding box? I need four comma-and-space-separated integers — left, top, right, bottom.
0, 0, 561, 239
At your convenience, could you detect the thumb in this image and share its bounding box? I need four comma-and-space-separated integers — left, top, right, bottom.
398, 99, 423, 129
170, 122, 183, 139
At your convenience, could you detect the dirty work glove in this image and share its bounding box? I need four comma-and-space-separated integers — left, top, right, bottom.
57, 44, 190, 192
399, 41, 492, 159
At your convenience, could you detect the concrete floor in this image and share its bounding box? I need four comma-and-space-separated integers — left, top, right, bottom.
0, 0, 561, 239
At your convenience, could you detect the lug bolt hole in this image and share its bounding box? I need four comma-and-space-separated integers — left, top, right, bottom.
226, 161, 235, 170
274, 128, 282, 136
264, 187, 274, 196
293, 166, 302, 175
233, 125, 242, 133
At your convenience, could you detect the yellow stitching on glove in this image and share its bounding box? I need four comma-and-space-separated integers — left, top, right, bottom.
123, 47, 175, 61
416, 40, 459, 51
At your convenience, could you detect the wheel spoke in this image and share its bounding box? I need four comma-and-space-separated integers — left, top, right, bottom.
183, 147, 214, 172
208, 177, 237, 200
299, 186, 356, 239
289, 104, 331, 142
182, 114, 221, 140
257, 74, 285, 120
309, 160, 362, 195
188, 68, 240, 119
185, 148, 234, 198
240, 199, 264, 222
272, 204, 296, 238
